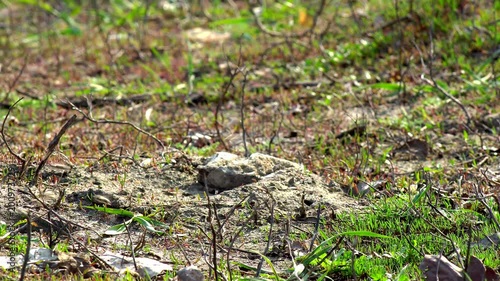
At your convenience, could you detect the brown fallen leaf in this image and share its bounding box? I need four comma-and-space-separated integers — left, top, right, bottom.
419, 254, 463, 281
419, 254, 500, 281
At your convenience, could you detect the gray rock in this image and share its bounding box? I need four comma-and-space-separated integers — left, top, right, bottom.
177, 265, 204, 281
198, 152, 302, 190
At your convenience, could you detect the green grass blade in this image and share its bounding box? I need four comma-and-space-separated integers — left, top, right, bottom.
84, 206, 135, 217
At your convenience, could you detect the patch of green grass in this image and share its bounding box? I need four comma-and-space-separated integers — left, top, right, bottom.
293, 191, 500, 279
1, 0, 499, 280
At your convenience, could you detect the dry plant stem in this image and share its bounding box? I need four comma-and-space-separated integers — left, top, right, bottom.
212, 203, 224, 240
220, 194, 252, 231
91, 0, 114, 68
421, 75, 471, 127
46, 212, 58, 249
69, 101, 165, 151
215, 42, 246, 151
420, 215, 465, 268
398, 215, 425, 256
436, 251, 444, 281
464, 223, 473, 273
1, 98, 27, 170
24, 187, 112, 270
308, 204, 323, 251
3, 54, 28, 103
214, 77, 232, 151
394, 0, 408, 100
236, 36, 250, 157
203, 174, 218, 281
226, 209, 257, 281
425, 21, 471, 127
123, 220, 138, 272
139, 0, 152, 49
240, 69, 249, 157
198, 241, 215, 275
285, 240, 299, 280
90, 146, 124, 170
15, 89, 43, 101
426, 201, 454, 224
0, 224, 27, 247
255, 200, 276, 277
479, 169, 500, 209
19, 213, 31, 281
214, 49, 237, 151
176, 237, 193, 266
32, 114, 78, 185
198, 239, 227, 281
133, 230, 146, 253
473, 181, 500, 230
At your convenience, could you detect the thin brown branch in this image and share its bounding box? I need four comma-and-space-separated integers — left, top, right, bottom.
225, 206, 256, 281
19, 212, 31, 281
69, 101, 166, 151
1, 98, 26, 165
124, 220, 138, 272
255, 199, 275, 277
309, 203, 323, 251
32, 114, 78, 185
473, 180, 500, 230
23, 187, 112, 270
240, 68, 249, 157
2, 54, 29, 104
202, 174, 227, 281
421, 75, 472, 127
215, 49, 240, 151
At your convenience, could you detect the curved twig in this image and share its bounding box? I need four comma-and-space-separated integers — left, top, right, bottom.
32, 114, 78, 185
69, 101, 166, 151
1, 98, 26, 165
421, 75, 472, 127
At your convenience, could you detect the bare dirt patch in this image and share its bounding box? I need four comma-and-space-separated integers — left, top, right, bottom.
0, 149, 361, 277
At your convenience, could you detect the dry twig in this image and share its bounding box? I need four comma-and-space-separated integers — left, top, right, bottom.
2, 55, 29, 104
32, 114, 78, 185
69, 101, 165, 151
421, 75, 472, 127
1, 98, 27, 168
23, 187, 113, 271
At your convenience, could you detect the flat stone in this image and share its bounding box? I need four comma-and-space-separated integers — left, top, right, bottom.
198, 152, 302, 190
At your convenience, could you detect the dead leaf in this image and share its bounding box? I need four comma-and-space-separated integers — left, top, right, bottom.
467, 256, 486, 281
420, 254, 500, 281
485, 267, 500, 281
419, 254, 463, 281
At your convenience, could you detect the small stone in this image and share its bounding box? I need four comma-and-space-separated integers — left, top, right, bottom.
177, 265, 204, 281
